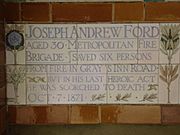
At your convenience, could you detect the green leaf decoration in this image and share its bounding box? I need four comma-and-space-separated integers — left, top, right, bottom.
140, 93, 157, 102
6, 66, 26, 103
160, 65, 178, 84
7, 66, 26, 85
115, 93, 132, 101
91, 94, 105, 101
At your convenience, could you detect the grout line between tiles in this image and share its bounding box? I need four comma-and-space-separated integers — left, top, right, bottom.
158, 23, 160, 104
112, 3, 115, 23
49, 3, 52, 23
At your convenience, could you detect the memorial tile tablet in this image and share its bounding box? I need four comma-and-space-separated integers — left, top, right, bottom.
5, 23, 180, 104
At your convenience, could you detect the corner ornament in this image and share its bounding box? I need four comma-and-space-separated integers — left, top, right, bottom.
6, 24, 24, 64
160, 24, 180, 103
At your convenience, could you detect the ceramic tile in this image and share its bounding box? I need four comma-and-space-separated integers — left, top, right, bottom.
159, 64, 179, 104
138, 23, 160, 64
25, 24, 77, 64
159, 23, 180, 65
77, 24, 138, 64
47, 64, 107, 104
26, 65, 48, 104
5, 24, 25, 65
107, 64, 159, 104
6, 65, 26, 105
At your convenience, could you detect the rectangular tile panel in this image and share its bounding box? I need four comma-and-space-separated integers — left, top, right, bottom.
5, 23, 180, 104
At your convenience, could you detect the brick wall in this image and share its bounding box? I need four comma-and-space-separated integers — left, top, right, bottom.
0, 2, 7, 135
5, 1, 180, 125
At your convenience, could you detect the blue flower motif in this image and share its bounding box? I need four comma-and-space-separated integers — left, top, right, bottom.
6, 30, 24, 51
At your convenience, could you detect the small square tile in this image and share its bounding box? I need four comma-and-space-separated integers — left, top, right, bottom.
6, 65, 26, 105
5, 24, 25, 64
159, 23, 180, 64
159, 64, 179, 104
